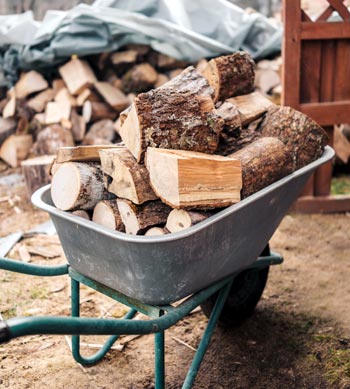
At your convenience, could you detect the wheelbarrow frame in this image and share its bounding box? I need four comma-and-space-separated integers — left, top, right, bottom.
0, 253, 282, 388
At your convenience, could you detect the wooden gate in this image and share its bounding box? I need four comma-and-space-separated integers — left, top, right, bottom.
283, 0, 350, 212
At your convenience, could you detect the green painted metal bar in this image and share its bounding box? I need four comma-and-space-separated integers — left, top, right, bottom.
0, 257, 68, 276
182, 280, 233, 388
154, 310, 165, 389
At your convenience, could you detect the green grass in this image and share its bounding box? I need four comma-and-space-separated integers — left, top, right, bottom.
331, 176, 350, 195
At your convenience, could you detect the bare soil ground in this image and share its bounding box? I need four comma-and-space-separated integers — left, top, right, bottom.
1, 165, 350, 388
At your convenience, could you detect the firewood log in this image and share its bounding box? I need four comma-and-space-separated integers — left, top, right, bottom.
117, 199, 171, 235
110, 50, 139, 76
258, 105, 329, 170
56, 144, 124, 163
229, 137, 293, 198
82, 101, 118, 123
21, 155, 55, 198
0, 134, 33, 167
165, 209, 211, 233
99, 148, 157, 205
70, 109, 86, 142
216, 101, 242, 138
51, 162, 110, 211
154, 73, 169, 88
2, 94, 16, 118
203, 51, 255, 102
121, 63, 158, 93
76, 88, 101, 106
72, 210, 91, 220
59, 57, 97, 95
119, 67, 222, 162
82, 119, 116, 145
45, 101, 71, 125
0, 117, 16, 146
156, 53, 189, 70
146, 148, 242, 209
144, 227, 167, 236
226, 91, 274, 126
94, 82, 130, 112
32, 125, 74, 155
15, 71, 49, 99
92, 199, 125, 231
54, 87, 77, 107
27, 88, 55, 112
52, 79, 66, 96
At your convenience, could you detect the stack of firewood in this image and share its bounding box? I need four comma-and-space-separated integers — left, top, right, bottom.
49, 51, 328, 236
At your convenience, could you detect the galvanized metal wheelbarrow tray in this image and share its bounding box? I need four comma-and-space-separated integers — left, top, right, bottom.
0, 146, 334, 388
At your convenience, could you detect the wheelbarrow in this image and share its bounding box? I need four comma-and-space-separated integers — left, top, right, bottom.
0, 146, 334, 388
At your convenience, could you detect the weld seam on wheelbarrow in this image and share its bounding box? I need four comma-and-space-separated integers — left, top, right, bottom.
0, 254, 281, 388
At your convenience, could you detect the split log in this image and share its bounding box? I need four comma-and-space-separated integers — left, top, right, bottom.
117, 199, 171, 235
59, 57, 97, 95
27, 88, 55, 112
196, 58, 209, 75
2, 94, 16, 118
110, 50, 139, 76
154, 74, 169, 88
83, 119, 116, 145
146, 148, 242, 209
144, 227, 167, 236
165, 209, 211, 233
255, 68, 280, 95
45, 101, 71, 125
121, 63, 158, 94
0, 117, 16, 146
94, 82, 130, 111
32, 125, 74, 155
76, 88, 101, 106
0, 134, 33, 167
52, 79, 66, 96
334, 125, 350, 164
229, 137, 293, 198
51, 162, 109, 211
82, 101, 118, 123
56, 144, 124, 163
15, 71, 49, 99
226, 91, 274, 126
156, 53, 189, 70
259, 105, 329, 170
21, 155, 55, 198
54, 87, 77, 107
203, 51, 255, 102
119, 68, 222, 162
70, 109, 86, 142
216, 101, 241, 139
72, 210, 91, 220
99, 148, 157, 205
92, 200, 125, 231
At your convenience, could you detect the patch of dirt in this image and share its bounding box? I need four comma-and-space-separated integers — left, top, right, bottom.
1, 167, 350, 388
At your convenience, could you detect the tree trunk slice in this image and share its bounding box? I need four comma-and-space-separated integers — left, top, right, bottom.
71, 210, 91, 220
51, 162, 109, 211
146, 147, 242, 209
144, 227, 167, 236
92, 200, 125, 231
229, 137, 293, 198
32, 125, 74, 156
21, 155, 55, 199
165, 209, 211, 233
259, 105, 329, 170
99, 148, 157, 205
117, 199, 171, 235
203, 51, 255, 102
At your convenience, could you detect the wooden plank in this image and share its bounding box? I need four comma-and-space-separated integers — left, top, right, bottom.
316, 6, 335, 22
300, 175, 315, 196
282, 0, 302, 108
333, 40, 350, 101
300, 41, 321, 103
328, 0, 350, 21
56, 144, 124, 163
291, 195, 350, 213
301, 22, 350, 40
320, 40, 336, 102
299, 101, 350, 126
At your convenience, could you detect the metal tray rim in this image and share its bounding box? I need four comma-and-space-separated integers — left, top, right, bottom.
32, 146, 334, 243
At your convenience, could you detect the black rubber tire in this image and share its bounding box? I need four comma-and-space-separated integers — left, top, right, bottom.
200, 246, 270, 327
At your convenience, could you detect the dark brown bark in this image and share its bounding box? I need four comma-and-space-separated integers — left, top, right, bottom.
229, 137, 293, 198
258, 105, 329, 170
121, 63, 158, 94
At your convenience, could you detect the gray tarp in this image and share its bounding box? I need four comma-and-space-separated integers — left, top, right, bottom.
0, 0, 282, 86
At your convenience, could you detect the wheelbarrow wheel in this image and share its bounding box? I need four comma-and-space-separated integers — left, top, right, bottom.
200, 246, 270, 327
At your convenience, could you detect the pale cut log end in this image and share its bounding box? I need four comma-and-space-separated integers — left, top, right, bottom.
145, 227, 167, 236
117, 199, 140, 235
72, 210, 91, 220
92, 200, 124, 231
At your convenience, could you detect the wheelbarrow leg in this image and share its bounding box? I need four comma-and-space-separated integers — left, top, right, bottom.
182, 279, 233, 389
70, 278, 137, 365
154, 311, 165, 389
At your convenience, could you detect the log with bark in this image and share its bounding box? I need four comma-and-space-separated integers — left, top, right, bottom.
202, 52, 255, 102
32, 125, 75, 155
99, 148, 157, 205
121, 63, 158, 93
0, 134, 33, 167
21, 155, 55, 198
82, 119, 116, 145
72, 210, 91, 220
229, 137, 293, 198
119, 67, 223, 162
144, 227, 167, 236
70, 109, 86, 142
92, 199, 125, 231
117, 199, 171, 235
258, 105, 329, 170
51, 162, 111, 211
146, 147, 242, 209
165, 209, 211, 233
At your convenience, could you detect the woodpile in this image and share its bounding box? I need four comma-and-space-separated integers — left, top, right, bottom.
47, 51, 328, 236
